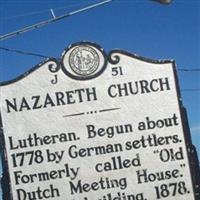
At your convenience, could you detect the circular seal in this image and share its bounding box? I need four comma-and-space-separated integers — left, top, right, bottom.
61, 42, 106, 80
69, 46, 99, 76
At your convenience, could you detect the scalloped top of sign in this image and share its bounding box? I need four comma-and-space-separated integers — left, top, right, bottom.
0, 41, 174, 86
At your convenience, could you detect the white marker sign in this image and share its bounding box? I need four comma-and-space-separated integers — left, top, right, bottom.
0, 42, 195, 200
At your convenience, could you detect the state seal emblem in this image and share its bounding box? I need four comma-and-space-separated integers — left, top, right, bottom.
61, 42, 106, 80
69, 46, 99, 76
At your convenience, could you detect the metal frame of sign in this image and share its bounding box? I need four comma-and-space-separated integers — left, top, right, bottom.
0, 41, 199, 199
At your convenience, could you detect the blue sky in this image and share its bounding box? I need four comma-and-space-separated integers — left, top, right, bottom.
0, 0, 200, 195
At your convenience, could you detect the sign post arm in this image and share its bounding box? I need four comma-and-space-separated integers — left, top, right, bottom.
0, 114, 12, 200
180, 107, 200, 199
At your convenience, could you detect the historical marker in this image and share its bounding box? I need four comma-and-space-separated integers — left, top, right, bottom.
0, 42, 196, 199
